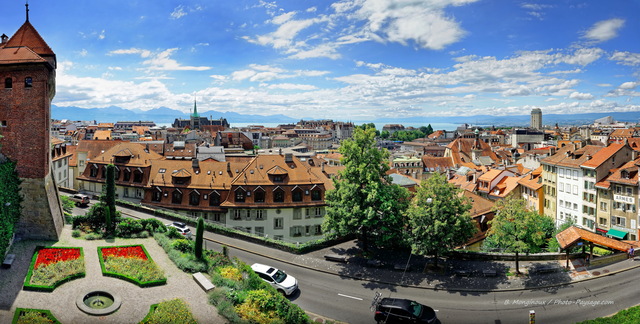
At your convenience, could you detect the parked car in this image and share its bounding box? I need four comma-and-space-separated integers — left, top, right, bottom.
165, 222, 192, 239
69, 194, 91, 207
251, 263, 298, 296
373, 297, 440, 324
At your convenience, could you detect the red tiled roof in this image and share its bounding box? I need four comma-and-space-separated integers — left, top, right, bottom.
581, 143, 625, 169
0, 46, 46, 64
3, 21, 54, 56
556, 226, 632, 252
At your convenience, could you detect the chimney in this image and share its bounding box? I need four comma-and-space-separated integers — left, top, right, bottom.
192, 158, 199, 169
1, 34, 7, 44
321, 162, 325, 172
226, 162, 231, 173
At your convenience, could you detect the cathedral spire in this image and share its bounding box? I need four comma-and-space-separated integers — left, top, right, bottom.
192, 98, 199, 118
25, 1, 29, 22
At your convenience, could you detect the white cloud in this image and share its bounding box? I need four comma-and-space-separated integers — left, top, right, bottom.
78, 49, 88, 57
521, 3, 553, 20
265, 83, 318, 90
568, 91, 594, 100
503, 86, 531, 96
619, 81, 638, 90
583, 18, 625, 43
108, 48, 210, 71
170, 5, 187, 19
610, 51, 640, 66
98, 30, 106, 40
109, 48, 152, 58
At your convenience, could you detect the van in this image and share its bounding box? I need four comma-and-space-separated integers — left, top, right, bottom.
70, 194, 91, 207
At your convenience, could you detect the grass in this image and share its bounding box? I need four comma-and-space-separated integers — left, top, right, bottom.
12, 308, 61, 324
576, 304, 640, 323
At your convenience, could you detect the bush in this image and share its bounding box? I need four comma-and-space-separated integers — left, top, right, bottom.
71, 230, 81, 238
60, 196, 75, 214
139, 298, 197, 324
171, 239, 193, 253
166, 226, 182, 239
140, 218, 166, 233
115, 218, 144, 237
84, 233, 103, 240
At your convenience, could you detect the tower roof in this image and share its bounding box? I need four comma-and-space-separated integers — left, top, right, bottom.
3, 20, 54, 56
191, 99, 200, 118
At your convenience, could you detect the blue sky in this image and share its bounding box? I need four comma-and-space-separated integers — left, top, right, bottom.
2, 0, 639, 121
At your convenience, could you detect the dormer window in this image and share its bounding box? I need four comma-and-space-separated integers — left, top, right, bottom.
273, 188, 285, 203
235, 188, 246, 203
4, 78, 11, 89
24, 77, 32, 88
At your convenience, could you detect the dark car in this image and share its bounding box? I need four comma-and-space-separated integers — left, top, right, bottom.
374, 298, 440, 324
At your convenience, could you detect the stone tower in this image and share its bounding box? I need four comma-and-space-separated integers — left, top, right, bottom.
0, 5, 64, 240
531, 108, 542, 130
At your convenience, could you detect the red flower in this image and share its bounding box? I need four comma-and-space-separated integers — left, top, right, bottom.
101, 246, 148, 260
34, 248, 81, 269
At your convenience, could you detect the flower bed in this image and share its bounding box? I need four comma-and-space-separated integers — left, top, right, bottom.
139, 298, 198, 324
12, 308, 61, 324
23, 247, 85, 292
98, 244, 166, 287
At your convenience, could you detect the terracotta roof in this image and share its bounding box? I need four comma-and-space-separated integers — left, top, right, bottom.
517, 167, 543, 190
581, 143, 625, 169
462, 191, 494, 216
3, 21, 54, 56
478, 169, 503, 182
77, 140, 128, 161
421, 156, 453, 171
66, 145, 78, 167
88, 141, 162, 166
0, 46, 46, 64
446, 138, 500, 166
266, 165, 289, 176
609, 128, 634, 138
605, 159, 639, 186
93, 130, 112, 140
627, 138, 640, 151
556, 226, 632, 252
148, 159, 242, 190
541, 145, 602, 168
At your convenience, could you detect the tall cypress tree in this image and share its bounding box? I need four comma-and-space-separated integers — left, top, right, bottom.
195, 217, 204, 259
104, 164, 116, 235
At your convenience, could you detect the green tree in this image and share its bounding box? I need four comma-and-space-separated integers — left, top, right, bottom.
323, 127, 410, 252
380, 130, 390, 139
486, 195, 554, 274
103, 164, 117, 235
547, 218, 576, 253
60, 195, 75, 214
406, 173, 476, 269
195, 217, 204, 259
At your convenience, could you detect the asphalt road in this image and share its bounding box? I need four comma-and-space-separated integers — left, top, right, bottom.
71, 202, 639, 324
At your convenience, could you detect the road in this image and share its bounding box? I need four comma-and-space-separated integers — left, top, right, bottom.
72, 203, 638, 324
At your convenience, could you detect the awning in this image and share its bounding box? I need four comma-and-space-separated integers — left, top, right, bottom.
606, 228, 627, 240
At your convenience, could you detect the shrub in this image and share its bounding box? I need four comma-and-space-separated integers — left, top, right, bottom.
140, 218, 165, 233
166, 226, 182, 239
171, 239, 193, 253
139, 298, 197, 324
71, 230, 81, 238
84, 233, 103, 240
219, 266, 243, 281
115, 218, 144, 237
60, 195, 75, 214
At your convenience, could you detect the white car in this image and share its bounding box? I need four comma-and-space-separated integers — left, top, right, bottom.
165, 222, 192, 239
251, 263, 298, 296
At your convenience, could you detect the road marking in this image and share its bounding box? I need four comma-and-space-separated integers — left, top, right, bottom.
338, 293, 363, 300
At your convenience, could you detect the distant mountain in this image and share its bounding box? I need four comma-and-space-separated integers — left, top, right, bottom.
52, 105, 639, 127
372, 111, 640, 127
51, 105, 298, 125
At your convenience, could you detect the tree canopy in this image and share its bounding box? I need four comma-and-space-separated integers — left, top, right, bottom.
323, 127, 410, 252
486, 195, 554, 273
406, 172, 476, 268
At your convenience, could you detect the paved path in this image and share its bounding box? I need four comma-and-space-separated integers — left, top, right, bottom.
0, 226, 225, 324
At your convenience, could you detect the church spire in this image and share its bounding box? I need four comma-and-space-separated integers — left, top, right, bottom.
192, 97, 199, 118
25, 1, 29, 22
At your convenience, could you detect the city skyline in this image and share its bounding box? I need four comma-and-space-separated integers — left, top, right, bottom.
2, 0, 639, 121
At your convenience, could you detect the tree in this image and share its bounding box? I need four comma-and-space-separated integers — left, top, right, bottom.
195, 217, 204, 259
425, 124, 434, 135
546, 218, 576, 253
380, 130, 390, 139
406, 173, 476, 270
323, 127, 410, 252
103, 164, 117, 235
486, 195, 554, 274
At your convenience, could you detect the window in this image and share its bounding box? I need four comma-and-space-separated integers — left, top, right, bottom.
573, 203, 577, 211
314, 225, 322, 235
123, 187, 129, 198
152, 190, 162, 202
599, 217, 607, 226
255, 210, 264, 220
90, 165, 98, 177
273, 188, 284, 203
291, 226, 302, 237
171, 190, 182, 204
209, 192, 220, 206
626, 187, 633, 195
613, 216, 626, 227
600, 202, 607, 211
559, 169, 564, 178
4, 77, 11, 89
123, 169, 131, 181
573, 185, 578, 195
189, 191, 200, 206
292, 188, 303, 202
573, 171, 578, 179
311, 189, 322, 201
235, 189, 246, 202
559, 183, 564, 192
233, 210, 242, 220
24, 77, 32, 88
254, 189, 265, 203
133, 170, 143, 183
274, 217, 283, 229
293, 208, 301, 220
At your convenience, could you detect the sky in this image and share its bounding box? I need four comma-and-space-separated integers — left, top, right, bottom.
2, 0, 639, 121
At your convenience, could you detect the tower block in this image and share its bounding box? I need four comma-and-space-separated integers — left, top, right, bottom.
0, 9, 64, 240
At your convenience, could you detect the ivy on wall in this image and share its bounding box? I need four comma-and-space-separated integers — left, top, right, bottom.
0, 160, 23, 259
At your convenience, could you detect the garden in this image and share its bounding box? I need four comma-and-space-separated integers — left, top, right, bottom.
98, 244, 166, 287
23, 247, 85, 292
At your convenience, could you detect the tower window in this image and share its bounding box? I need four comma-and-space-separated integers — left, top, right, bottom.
4, 78, 11, 88
25, 77, 32, 88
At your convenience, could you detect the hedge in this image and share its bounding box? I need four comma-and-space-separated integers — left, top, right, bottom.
0, 161, 22, 260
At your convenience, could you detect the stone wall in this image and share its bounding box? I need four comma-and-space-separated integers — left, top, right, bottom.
15, 174, 63, 240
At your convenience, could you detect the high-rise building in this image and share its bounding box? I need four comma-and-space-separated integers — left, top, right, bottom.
0, 5, 64, 239
531, 108, 542, 129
